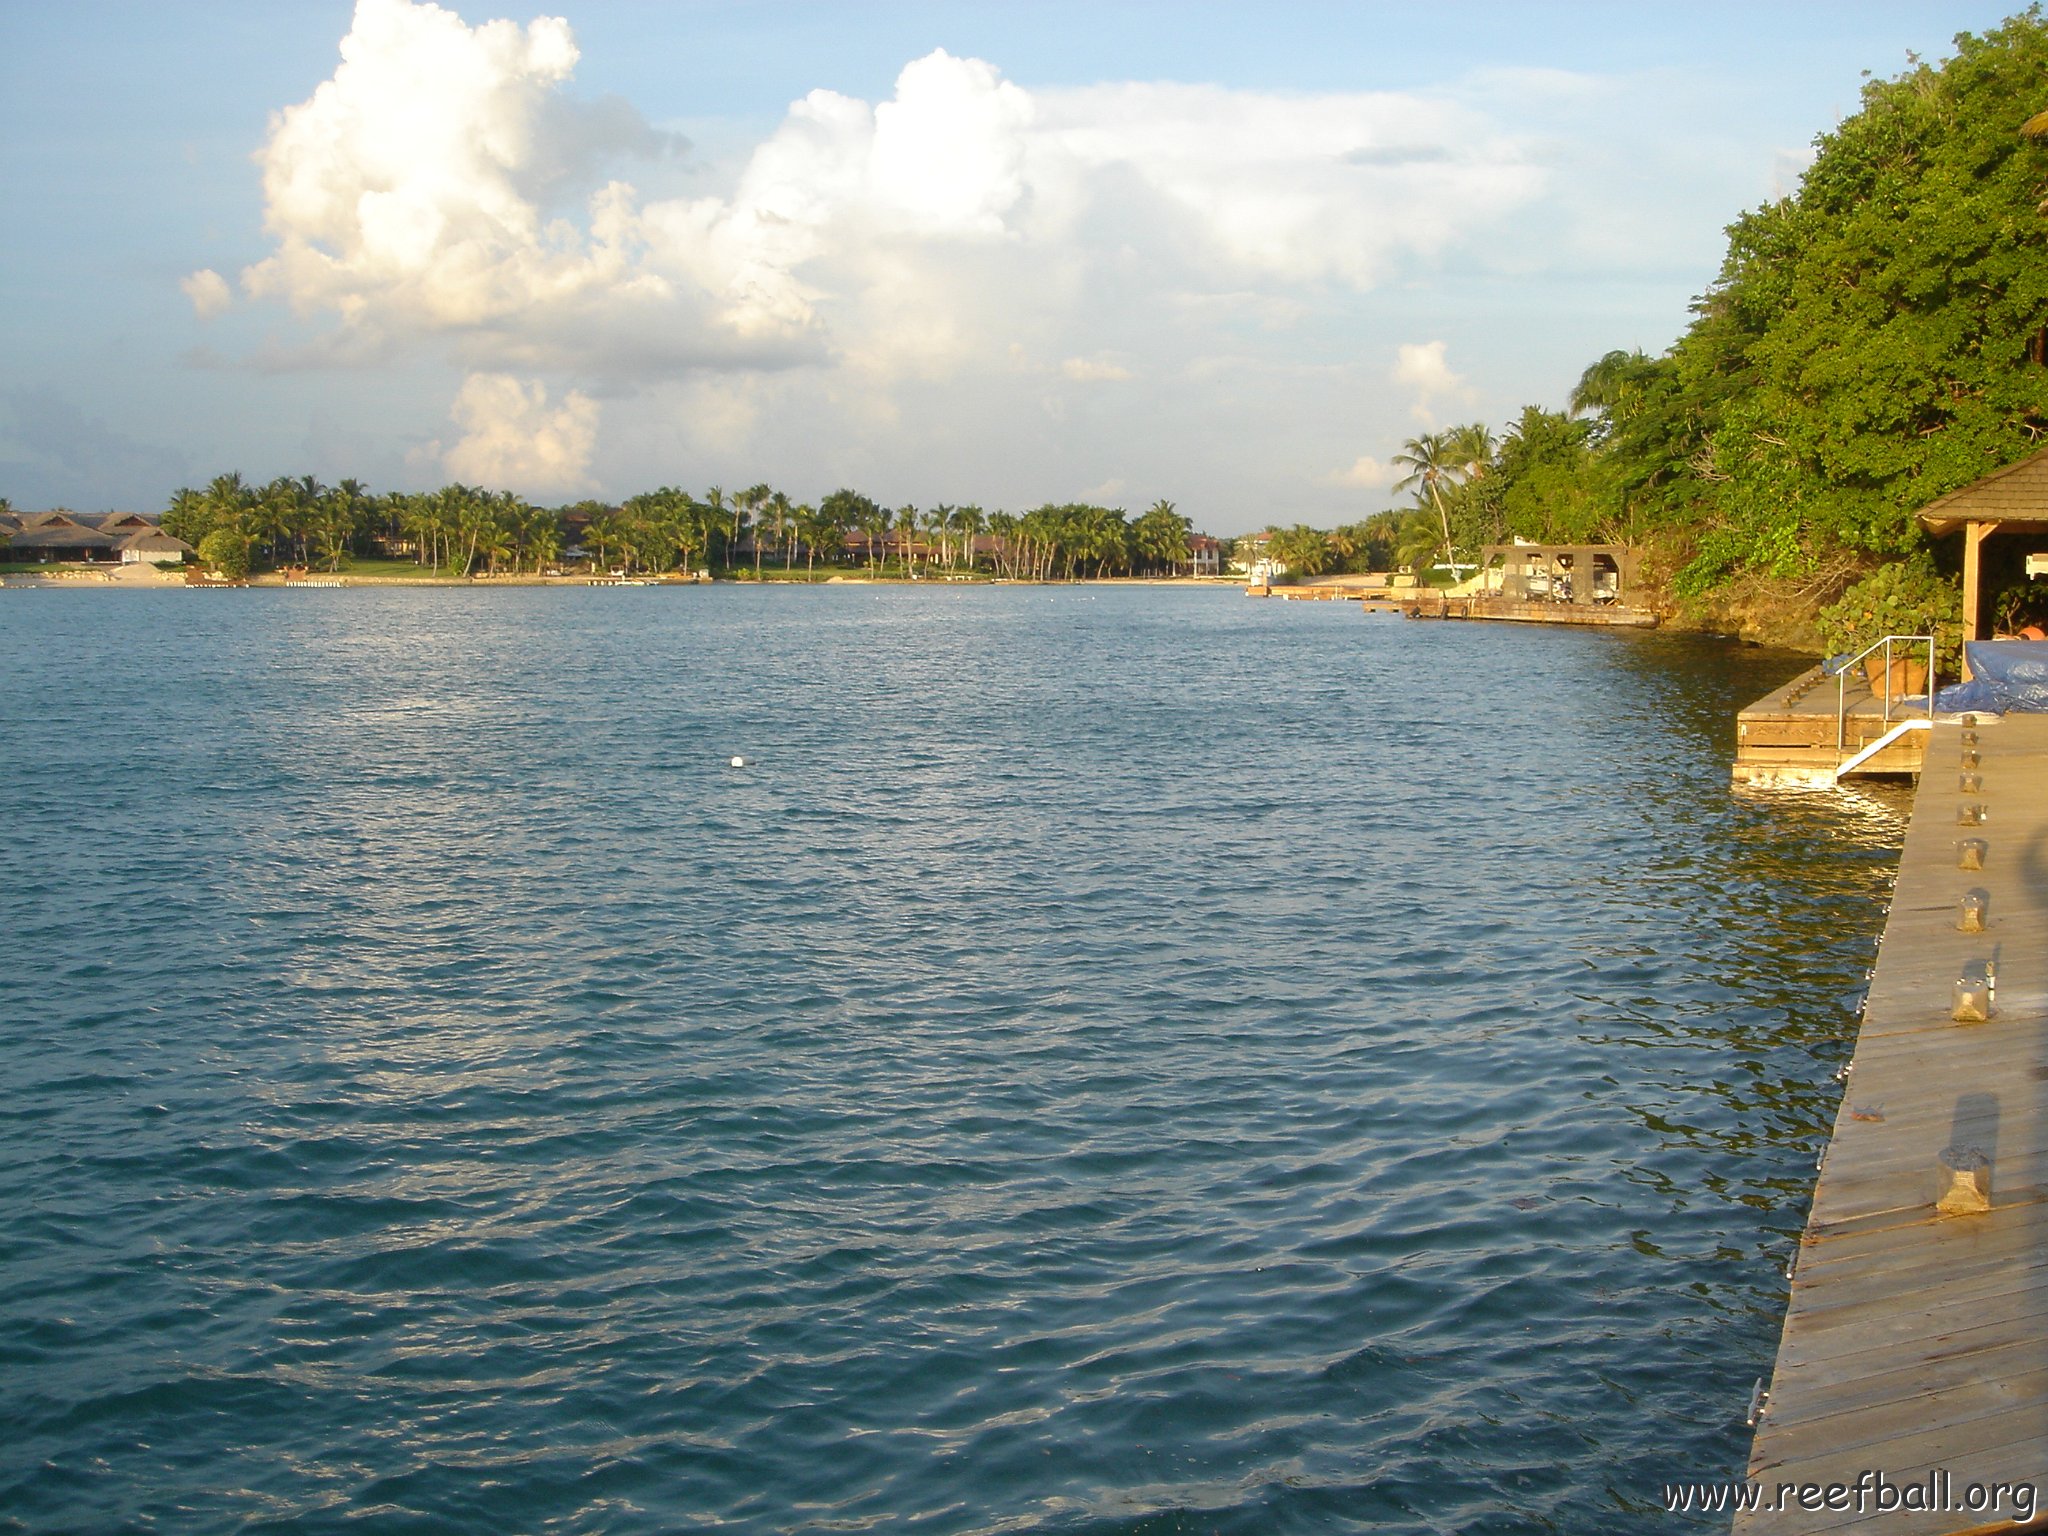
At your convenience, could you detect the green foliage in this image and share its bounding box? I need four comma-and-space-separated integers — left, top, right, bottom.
1132, 500, 1192, 573
1493, 407, 1607, 544
146, 468, 1221, 585
1814, 555, 1963, 668
1660, 12, 2048, 586
1267, 524, 1331, 577
196, 527, 251, 579
1992, 578, 2048, 631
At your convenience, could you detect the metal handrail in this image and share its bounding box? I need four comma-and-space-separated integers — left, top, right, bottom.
1835, 633, 1936, 758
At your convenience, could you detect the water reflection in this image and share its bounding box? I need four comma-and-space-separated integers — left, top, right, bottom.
0, 591, 1910, 1535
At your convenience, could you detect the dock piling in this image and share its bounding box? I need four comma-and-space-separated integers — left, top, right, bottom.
1951, 971, 1993, 1021
1955, 891, 1989, 932
1933, 1144, 1992, 1214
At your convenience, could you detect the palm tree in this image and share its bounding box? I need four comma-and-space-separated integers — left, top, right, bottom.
520, 502, 562, 572
955, 504, 985, 572
988, 510, 1018, 576
310, 476, 371, 570
699, 486, 726, 571
1394, 508, 1442, 573
202, 471, 253, 535
440, 483, 493, 577
1325, 524, 1360, 572
858, 498, 891, 571
1270, 523, 1331, 578
480, 508, 517, 576
765, 489, 786, 573
895, 504, 920, 575
1133, 500, 1188, 575
733, 481, 770, 573
1392, 432, 1458, 572
1569, 349, 1653, 420
1447, 422, 1499, 549
1447, 423, 1493, 480
162, 485, 210, 547
250, 477, 303, 568
584, 504, 627, 573
795, 503, 829, 577
733, 482, 768, 563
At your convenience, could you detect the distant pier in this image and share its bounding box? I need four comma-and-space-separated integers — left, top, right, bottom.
1736, 714, 2048, 1533
1395, 592, 1658, 627
1241, 580, 1658, 624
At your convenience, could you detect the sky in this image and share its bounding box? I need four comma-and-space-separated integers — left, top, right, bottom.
0, 0, 2026, 534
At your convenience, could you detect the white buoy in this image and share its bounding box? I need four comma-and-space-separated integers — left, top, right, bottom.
730, 755, 747, 768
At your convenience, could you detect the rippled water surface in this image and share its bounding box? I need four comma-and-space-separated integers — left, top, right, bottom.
1, 586, 1909, 1534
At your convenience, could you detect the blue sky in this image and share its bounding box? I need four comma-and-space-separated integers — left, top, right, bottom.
0, 0, 2023, 532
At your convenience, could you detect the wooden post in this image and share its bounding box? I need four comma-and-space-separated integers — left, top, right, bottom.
1960, 519, 2000, 679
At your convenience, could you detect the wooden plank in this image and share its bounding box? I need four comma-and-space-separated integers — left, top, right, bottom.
1774, 1289, 2048, 1382
1736, 714, 2048, 1536
1763, 1333, 2048, 1430
1745, 1437, 2047, 1536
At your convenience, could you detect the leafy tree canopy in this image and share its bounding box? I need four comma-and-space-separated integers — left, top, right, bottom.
1658, 9, 2048, 593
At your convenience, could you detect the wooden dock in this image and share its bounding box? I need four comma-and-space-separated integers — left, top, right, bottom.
1736, 714, 2048, 1534
1242, 582, 1656, 623
1398, 592, 1659, 627
1735, 665, 1932, 786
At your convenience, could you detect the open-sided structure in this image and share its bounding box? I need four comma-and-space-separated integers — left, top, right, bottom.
1916, 444, 2048, 645
1474, 542, 1637, 607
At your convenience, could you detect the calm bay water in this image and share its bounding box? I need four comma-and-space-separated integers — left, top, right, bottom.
0, 585, 1907, 1534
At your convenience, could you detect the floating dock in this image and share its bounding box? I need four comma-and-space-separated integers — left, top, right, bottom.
1735, 665, 1931, 786
1737, 714, 2048, 1533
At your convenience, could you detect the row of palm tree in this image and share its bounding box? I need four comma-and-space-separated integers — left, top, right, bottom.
1240, 411, 1628, 582
159, 473, 1210, 580
165, 474, 569, 574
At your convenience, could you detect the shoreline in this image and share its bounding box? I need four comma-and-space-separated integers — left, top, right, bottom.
0, 565, 1236, 589
1, 567, 1245, 592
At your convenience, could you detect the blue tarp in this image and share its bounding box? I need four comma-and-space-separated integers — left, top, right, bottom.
1933, 640, 2048, 715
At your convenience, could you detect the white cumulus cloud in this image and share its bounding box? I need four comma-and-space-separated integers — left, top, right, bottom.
1061, 355, 1134, 383
440, 371, 597, 492
1323, 455, 1395, 490
1393, 341, 1477, 427
181, 268, 232, 319
242, 0, 661, 340
221, 1, 1588, 521
236, 1, 1547, 384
